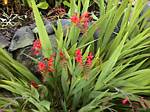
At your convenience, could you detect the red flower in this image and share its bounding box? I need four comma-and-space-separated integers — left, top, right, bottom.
32, 39, 41, 55
83, 21, 89, 29
71, 12, 90, 31
48, 56, 54, 72
87, 52, 93, 59
48, 57, 53, 67
31, 80, 39, 89
48, 67, 54, 72
122, 97, 129, 105
86, 52, 93, 65
75, 49, 82, 56
80, 12, 90, 30
59, 50, 64, 58
75, 49, 82, 65
81, 12, 89, 18
33, 39, 41, 50
38, 56, 55, 73
33, 50, 40, 55
38, 61, 46, 72
71, 15, 80, 24
75, 56, 82, 64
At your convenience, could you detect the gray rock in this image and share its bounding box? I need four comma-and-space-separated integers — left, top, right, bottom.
0, 35, 10, 48
59, 19, 71, 27
15, 46, 39, 76
45, 21, 55, 34
94, 28, 101, 40
9, 26, 34, 51
15, 34, 57, 76
33, 19, 71, 39
29, 23, 36, 30
49, 34, 57, 51
58, 19, 71, 35
8, 19, 102, 52
33, 21, 55, 35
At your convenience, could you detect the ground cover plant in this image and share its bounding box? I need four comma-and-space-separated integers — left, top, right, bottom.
0, 0, 150, 112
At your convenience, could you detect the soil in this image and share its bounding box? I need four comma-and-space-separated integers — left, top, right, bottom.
0, 3, 68, 49
0, 8, 33, 42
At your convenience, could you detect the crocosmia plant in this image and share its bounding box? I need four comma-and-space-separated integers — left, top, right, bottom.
0, 0, 150, 112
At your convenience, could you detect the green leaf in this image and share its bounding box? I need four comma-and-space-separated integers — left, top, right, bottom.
79, 7, 116, 46
95, 0, 105, 16
79, 90, 109, 112
31, 0, 52, 58
63, 1, 70, 7
81, 0, 90, 13
95, 33, 128, 90
0, 48, 39, 82
39, 100, 51, 111
37, 1, 49, 9
61, 67, 69, 98
31, 86, 40, 100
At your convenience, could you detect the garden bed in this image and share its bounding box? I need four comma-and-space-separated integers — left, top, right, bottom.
0, 0, 150, 112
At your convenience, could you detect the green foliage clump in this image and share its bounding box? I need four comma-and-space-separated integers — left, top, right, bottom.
0, 0, 150, 111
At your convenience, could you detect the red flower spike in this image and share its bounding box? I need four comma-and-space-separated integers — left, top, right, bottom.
31, 80, 39, 89
82, 12, 89, 18
71, 15, 80, 24
87, 52, 93, 59
70, 12, 90, 31
48, 67, 55, 72
80, 13, 89, 23
32, 39, 42, 56
75, 49, 82, 55
38, 61, 46, 72
122, 97, 129, 105
48, 57, 53, 67
33, 50, 40, 55
33, 39, 41, 50
75, 56, 82, 65
48, 56, 54, 72
59, 51, 64, 58
86, 52, 93, 65
83, 21, 89, 29
86, 59, 92, 65
75, 49, 82, 65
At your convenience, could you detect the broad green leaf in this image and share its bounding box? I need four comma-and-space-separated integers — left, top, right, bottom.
31, 0, 52, 58
79, 7, 116, 46
95, 33, 128, 90
37, 1, 49, 9
81, 0, 90, 13
39, 100, 51, 111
